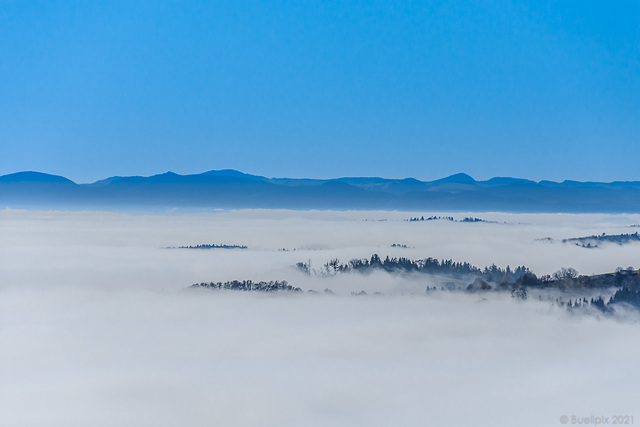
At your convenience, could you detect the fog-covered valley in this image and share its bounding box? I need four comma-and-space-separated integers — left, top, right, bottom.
2, 209, 640, 426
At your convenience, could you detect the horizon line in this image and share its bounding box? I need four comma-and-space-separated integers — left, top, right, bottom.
2, 169, 640, 186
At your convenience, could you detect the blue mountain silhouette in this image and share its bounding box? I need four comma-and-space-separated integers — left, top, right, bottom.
1, 170, 640, 212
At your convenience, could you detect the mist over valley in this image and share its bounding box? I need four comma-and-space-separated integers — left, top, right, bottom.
2, 209, 639, 426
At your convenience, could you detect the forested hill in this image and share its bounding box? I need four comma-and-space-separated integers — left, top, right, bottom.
298, 254, 640, 292
3, 170, 640, 212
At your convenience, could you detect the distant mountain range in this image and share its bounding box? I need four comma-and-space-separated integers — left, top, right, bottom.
2, 170, 640, 212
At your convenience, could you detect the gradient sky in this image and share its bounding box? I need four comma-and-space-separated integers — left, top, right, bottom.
1, 0, 638, 183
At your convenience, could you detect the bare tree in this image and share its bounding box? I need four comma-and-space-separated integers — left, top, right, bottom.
552, 267, 578, 280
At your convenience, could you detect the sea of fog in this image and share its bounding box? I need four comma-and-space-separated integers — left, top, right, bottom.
1, 209, 639, 426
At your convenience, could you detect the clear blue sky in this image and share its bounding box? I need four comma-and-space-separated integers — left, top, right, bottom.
1, 1, 638, 183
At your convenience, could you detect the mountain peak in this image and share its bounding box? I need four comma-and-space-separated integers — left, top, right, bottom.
0, 171, 76, 185
433, 173, 476, 184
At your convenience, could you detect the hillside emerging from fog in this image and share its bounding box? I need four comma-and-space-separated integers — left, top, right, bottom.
3, 169, 640, 212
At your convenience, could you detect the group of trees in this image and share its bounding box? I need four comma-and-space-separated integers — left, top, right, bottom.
297, 254, 530, 286
406, 216, 493, 223
407, 215, 455, 222
563, 287, 640, 312
609, 287, 640, 308
296, 253, 640, 297
460, 217, 494, 223
192, 280, 300, 292
533, 267, 640, 289
551, 267, 579, 280
562, 232, 640, 248
175, 243, 247, 249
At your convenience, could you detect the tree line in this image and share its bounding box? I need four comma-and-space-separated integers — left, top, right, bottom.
297, 254, 530, 285
562, 232, 640, 248
173, 243, 248, 249
563, 287, 640, 312
192, 280, 300, 292
406, 216, 495, 223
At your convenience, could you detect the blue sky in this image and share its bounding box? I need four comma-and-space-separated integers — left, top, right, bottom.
1, 0, 638, 183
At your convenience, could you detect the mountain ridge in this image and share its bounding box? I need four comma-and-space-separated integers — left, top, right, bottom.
2, 169, 640, 212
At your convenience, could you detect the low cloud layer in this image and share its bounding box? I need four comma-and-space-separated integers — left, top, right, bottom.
1, 209, 639, 426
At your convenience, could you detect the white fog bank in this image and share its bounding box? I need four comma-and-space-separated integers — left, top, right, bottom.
1, 209, 639, 426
